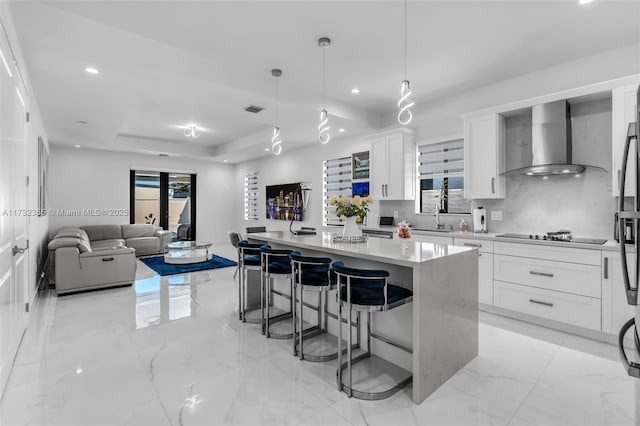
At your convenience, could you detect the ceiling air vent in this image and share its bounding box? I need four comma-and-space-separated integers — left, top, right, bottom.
243, 105, 264, 114
158, 153, 169, 157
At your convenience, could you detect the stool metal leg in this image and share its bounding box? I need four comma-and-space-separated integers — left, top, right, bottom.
299, 286, 304, 359
348, 304, 353, 398
260, 269, 266, 335
337, 294, 343, 391
292, 281, 297, 356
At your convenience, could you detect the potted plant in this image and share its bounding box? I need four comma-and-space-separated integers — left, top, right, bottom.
438, 180, 448, 213
329, 195, 373, 237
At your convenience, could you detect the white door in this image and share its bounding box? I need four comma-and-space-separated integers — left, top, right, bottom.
0, 53, 28, 397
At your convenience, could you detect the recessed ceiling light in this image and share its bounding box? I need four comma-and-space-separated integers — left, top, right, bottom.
338, 128, 345, 132
264, 148, 270, 151
351, 88, 360, 94
84, 67, 100, 74
74, 144, 81, 148
578, 0, 593, 4
223, 159, 228, 163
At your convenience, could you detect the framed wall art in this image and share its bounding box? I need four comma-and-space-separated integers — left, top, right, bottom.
351, 151, 369, 180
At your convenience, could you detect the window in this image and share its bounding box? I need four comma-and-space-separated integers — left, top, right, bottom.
323, 156, 352, 226
244, 171, 259, 221
417, 138, 471, 214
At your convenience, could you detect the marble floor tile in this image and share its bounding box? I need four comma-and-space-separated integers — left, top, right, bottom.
508, 345, 638, 426
1, 249, 639, 426
155, 357, 332, 426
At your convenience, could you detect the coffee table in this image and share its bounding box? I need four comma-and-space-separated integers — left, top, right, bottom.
164, 241, 212, 264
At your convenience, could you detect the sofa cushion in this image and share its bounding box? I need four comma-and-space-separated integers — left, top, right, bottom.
91, 239, 126, 250
126, 237, 160, 256
122, 224, 157, 239
56, 228, 89, 241
48, 237, 91, 253
82, 225, 123, 242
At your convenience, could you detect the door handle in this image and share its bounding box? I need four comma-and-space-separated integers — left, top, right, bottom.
12, 243, 28, 256
618, 317, 640, 378
529, 270, 554, 278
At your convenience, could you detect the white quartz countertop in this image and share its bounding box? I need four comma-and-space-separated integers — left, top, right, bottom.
362, 225, 632, 252
250, 231, 474, 267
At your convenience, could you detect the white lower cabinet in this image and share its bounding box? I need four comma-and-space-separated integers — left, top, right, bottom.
454, 238, 494, 305
493, 281, 602, 330
492, 242, 602, 331
601, 251, 636, 334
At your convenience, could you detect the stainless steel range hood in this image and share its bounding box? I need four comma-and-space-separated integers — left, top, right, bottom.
502, 100, 590, 177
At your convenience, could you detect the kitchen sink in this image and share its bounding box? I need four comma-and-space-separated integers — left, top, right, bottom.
410, 228, 452, 233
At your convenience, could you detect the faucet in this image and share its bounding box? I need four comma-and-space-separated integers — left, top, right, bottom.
434, 201, 444, 229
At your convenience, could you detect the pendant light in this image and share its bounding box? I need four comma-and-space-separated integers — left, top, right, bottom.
397, 0, 414, 125
318, 37, 331, 144
271, 68, 283, 155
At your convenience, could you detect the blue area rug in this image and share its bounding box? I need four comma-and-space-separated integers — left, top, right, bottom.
140, 255, 237, 276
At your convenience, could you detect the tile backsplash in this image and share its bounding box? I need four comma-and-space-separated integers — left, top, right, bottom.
381, 97, 619, 239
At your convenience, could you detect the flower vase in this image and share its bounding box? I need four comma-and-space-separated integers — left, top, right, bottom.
342, 216, 361, 238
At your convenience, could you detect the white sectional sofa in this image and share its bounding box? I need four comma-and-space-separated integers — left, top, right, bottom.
47, 224, 172, 295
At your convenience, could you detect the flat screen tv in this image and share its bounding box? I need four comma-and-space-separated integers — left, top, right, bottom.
266, 182, 303, 221
352, 181, 370, 197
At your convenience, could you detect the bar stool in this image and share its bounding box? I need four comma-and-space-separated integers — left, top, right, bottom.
290, 252, 340, 361
332, 261, 413, 400
237, 240, 267, 323
260, 246, 295, 338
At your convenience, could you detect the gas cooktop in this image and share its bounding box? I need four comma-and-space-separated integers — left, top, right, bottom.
496, 233, 607, 245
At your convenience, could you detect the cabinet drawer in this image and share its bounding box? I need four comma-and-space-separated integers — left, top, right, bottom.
494, 281, 601, 331
454, 238, 493, 253
494, 255, 600, 298
494, 241, 600, 265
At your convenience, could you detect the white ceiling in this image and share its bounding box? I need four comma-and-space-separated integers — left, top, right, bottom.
9, 0, 640, 163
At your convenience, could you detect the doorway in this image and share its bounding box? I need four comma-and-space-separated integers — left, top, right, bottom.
130, 170, 196, 241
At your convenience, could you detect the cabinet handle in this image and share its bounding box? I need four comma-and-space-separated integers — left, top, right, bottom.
604, 257, 609, 279
381, 184, 385, 197
491, 177, 495, 194
529, 270, 554, 278
384, 184, 388, 197
463, 242, 482, 248
102, 257, 115, 262
529, 299, 554, 308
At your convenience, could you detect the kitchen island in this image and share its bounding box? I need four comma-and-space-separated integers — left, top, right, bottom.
251, 231, 478, 404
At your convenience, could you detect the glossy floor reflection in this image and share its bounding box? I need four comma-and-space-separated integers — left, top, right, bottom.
0, 244, 638, 425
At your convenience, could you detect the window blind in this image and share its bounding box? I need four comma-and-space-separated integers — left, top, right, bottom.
418, 139, 464, 180
323, 156, 352, 226
244, 171, 259, 221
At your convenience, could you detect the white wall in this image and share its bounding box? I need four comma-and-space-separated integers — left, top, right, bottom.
234, 135, 376, 235
0, 3, 50, 304
234, 44, 640, 238
49, 147, 236, 244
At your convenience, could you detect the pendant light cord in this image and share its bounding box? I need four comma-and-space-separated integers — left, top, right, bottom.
323, 46, 327, 109
404, 0, 407, 80
275, 76, 279, 126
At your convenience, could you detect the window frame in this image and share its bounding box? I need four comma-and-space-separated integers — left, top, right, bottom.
415, 134, 470, 215
244, 171, 259, 221
323, 156, 352, 226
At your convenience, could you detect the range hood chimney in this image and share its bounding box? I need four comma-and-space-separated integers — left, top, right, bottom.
502, 100, 589, 177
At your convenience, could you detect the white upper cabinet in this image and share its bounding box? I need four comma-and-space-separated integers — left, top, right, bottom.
370, 129, 415, 200
464, 114, 506, 199
612, 85, 638, 197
